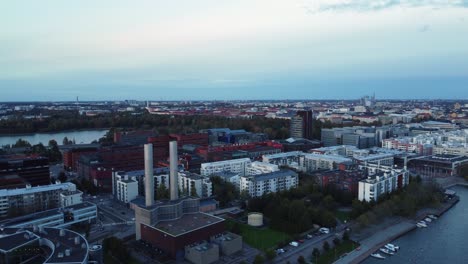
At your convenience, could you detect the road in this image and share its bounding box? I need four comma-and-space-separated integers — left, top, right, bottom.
274, 225, 348, 263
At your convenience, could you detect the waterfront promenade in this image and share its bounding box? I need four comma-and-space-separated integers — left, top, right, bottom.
334, 184, 463, 264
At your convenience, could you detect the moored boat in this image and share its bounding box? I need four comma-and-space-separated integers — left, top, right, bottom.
371, 253, 386, 260
380, 248, 395, 255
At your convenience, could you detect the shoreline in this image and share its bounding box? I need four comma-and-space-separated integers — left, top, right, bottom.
335, 185, 463, 264
0, 128, 109, 137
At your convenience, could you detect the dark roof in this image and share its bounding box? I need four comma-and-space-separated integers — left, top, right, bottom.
151, 212, 224, 237
0, 227, 88, 264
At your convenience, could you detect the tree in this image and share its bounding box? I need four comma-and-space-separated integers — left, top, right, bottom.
323, 241, 330, 252
333, 237, 341, 247
13, 138, 31, 148
190, 184, 198, 197
63, 137, 72, 145
342, 231, 350, 241
253, 254, 265, 264
312, 247, 320, 258
58, 172, 67, 183
297, 255, 306, 264
265, 249, 276, 261
156, 184, 169, 200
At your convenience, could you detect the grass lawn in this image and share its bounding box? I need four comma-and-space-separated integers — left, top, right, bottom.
226, 219, 291, 251
313, 240, 360, 264
335, 210, 351, 223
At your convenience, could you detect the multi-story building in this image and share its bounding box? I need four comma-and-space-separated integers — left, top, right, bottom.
0, 182, 82, 218
247, 161, 280, 175
290, 110, 314, 139
382, 138, 433, 155
239, 169, 298, 197
113, 174, 139, 204
407, 154, 468, 179
178, 172, 213, 198
61, 144, 100, 171
0, 155, 50, 188
302, 153, 353, 172
200, 158, 252, 177
262, 151, 303, 169
358, 165, 410, 202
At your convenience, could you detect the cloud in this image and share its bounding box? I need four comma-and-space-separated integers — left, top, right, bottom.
303, 0, 468, 13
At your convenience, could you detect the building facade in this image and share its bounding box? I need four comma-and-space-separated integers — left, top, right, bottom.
240, 169, 298, 197
358, 166, 410, 202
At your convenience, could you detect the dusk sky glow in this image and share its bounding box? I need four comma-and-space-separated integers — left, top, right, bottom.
1, 0, 468, 101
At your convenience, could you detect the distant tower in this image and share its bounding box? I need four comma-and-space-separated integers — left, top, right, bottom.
290, 110, 313, 139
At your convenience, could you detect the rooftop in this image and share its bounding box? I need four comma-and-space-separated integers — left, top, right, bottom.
244, 169, 297, 182
0, 227, 88, 264
152, 212, 224, 237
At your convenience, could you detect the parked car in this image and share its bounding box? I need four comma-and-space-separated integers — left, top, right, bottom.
289, 241, 299, 247
319, 227, 330, 234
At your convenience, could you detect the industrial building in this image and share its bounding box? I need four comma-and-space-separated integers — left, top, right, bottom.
134, 142, 239, 262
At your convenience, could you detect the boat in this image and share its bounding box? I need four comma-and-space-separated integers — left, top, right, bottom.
417, 221, 428, 228
417, 223, 427, 228
371, 253, 386, 260
385, 243, 400, 251
429, 215, 438, 220
380, 248, 395, 255
425, 218, 432, 223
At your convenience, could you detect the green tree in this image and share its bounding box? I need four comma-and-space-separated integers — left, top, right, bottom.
297, 255, 306, 264
13, 138, 31, 148
265, 249, 276, 261
333, 237, 341, 247
312, 247, 320, 258
156, 184, 169, 200
58, 172, 67, 183
342, 231, 350, 241
323, 241, 330, 252
253, 254, 265, 264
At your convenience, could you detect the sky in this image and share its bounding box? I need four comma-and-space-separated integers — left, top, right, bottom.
1, 0, 468, 101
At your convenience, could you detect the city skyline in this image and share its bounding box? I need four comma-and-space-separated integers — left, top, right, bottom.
1, 0, 468, 101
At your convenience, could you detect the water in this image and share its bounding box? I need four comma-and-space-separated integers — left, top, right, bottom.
0, 130, 108, 146
363, 185, 468, 264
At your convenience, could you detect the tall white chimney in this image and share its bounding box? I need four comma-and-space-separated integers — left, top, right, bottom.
144, 144, 154, 207
169, 141, 178, 200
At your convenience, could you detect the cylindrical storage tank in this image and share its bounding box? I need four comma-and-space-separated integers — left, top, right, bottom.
89, 245, 103, 264
248, 213, 264, 227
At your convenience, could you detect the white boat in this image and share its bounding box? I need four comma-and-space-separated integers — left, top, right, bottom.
371, 253, 386, 260
417, 223, 427, 228
429, 215, 438, 220
380, 248, 395, 255
417, 221, 428, 228
425, 218, 432, 223
385, 243, 400, 251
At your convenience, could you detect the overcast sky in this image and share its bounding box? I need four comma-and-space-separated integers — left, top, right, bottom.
1, 0, 468, 101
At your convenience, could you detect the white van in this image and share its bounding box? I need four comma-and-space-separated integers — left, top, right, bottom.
289, 241, 299, 247
319, 227, 330, 234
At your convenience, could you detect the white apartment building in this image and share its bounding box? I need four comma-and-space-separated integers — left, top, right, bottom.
0, 182, 81, 217
178, 172, 213, 198
358, 166, 410, 202
301, 153, 353, 172
201, 158, 252, 177
240, 170, 298, 198
247, 161, 279, 175
262, 151, 304, 170
60, 190, 83, 207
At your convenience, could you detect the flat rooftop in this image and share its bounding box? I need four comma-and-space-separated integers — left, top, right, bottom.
152, 212, 224, 237
0, 231, 39, 252
0, 227, 88, 264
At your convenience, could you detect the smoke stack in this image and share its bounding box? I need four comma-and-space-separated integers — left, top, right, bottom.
144, 144, 154, 207
169, 141, 178, 200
